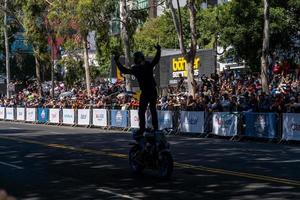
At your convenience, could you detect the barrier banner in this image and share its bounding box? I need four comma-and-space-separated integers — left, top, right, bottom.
0, 107, 5, 119
212, 112, 238, 136
158, 111, 173, 130
110, 110, 128, 128
77, 109, 90, 126
37, 108, 49, 123
26, 108, 36, 122
180, 111, 205, 133
130, 110, 139, 128
5, 107, 15, 120
62, 109, 75, 125
49, 109, 60, 124
146, 110, 173, 130
17, 107, 25, 121
282, 113, 300, 141
92, 109, 107, 127
244, 113, 278, 139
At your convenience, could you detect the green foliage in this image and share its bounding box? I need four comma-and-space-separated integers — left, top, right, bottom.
133, 9, 191, 56
59, 56, 84, 86
22, 0, 49, 62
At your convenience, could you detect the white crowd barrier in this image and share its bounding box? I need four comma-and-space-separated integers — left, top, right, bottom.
212, 112, 238, 137
62, 109, 75, 125
49, 108, 60, 124
282, 113, 300, 141
0, 107, 5, 120
17, 107, 25, 121
92, 109, 108, 127
130, 110, 139, 128
180, 111, 205, 133
1, 106, 300, 142
26, 108, 36, 122
5, 107, 15, 120
77, 109, 91, 126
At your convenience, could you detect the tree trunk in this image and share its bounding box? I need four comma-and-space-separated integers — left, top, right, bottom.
120, 0, 132, 91
167, 0, 186, 55
83, 36, 91, 96
34, 56, 42, 96
261, 0, 270, 94
168, 0, 197, 97
187, 0, 197, 97
4, 0, 10, 98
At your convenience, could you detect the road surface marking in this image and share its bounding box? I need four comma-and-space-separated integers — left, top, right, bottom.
0, 135, 300, 187
8, 127, 22, 130
97, 188, 140, 200
0, 161, 23, 169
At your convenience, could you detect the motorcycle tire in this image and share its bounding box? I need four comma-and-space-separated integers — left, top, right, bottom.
158, 152, 173, 179
129, 145, 144, 174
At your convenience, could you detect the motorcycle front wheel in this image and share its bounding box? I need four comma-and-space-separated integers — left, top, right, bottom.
129, 145, 144, 174
158, 151, 173, 178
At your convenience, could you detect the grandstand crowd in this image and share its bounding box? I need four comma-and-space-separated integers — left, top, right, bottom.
0, 67, 300, 113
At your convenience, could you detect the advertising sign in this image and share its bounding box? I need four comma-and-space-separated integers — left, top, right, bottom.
158, 111, 173, 130
283, 113, 300, 141
49, 109, 60, 124
92, 109, 107, 127
180, 111, 205, 133
17, 107, 25, 121
0, 107, 5, 119
5, 107, 15, 120
26, 108, 36, 122
130, 110, 139, 128
244, 113, 278, 139
37, 108, 49, 123
212, 112, 238, 136
62, 109, 75, 125
110, 110, 128, 128
77, 109, 90, 126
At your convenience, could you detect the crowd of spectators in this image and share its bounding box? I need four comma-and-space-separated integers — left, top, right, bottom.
158, 71, 300, 113
0, 64, 300, 113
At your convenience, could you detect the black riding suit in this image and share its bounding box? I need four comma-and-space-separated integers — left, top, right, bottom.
115, 49, 161, 132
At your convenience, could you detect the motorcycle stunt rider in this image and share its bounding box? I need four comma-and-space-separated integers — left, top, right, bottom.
114, 45, 161, 137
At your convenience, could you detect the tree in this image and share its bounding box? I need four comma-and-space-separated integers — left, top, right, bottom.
48, 0, 117, 96
216, 0, 300, 69
21, 0, 50, 96
261, 0, 269, 93
166, 0, 199, 97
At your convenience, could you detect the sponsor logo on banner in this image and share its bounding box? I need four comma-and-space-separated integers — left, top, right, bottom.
254, 115, 267, 135
41, 109, 46, 119
116, 111, 123, 124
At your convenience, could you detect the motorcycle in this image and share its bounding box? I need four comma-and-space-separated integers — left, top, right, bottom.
129, 129, 173, 178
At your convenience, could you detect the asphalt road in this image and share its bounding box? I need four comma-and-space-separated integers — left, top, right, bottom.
0, 121, 299, 200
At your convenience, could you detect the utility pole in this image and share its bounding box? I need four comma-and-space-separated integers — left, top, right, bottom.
4, 0, 11, 98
